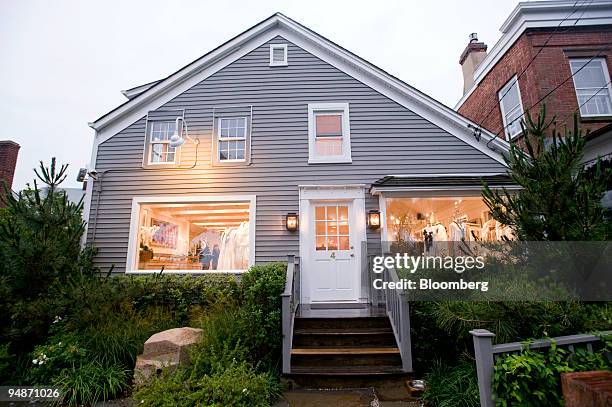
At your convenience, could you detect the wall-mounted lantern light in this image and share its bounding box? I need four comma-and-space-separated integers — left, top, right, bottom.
367, 210, 381, 230
286, 213, 299, 231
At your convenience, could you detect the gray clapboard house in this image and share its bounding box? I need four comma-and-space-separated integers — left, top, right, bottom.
84, 13, 512, 376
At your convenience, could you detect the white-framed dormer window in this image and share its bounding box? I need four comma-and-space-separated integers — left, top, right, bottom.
218, 117, 247, 162
570, 58, 612, 117
498, 76, 525, 140
147, 121, 178, 164
308, 103, 352, 164
269, 44, 288, 66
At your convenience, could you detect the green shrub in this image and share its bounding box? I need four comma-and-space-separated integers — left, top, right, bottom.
189, 306, 248, 380
426, 300, 592, 350
134, 362, 281, 407
0, 160, 96, 355
0, 344, 13, 384
492, 337, 612, 407
53, 361, 129, 406
238, 262, 286, 371
26, 331, 88, 385
81, 307, 175, 369
133, 262, 287, 406
422, 357, 480, 407
189, 361, 281, 407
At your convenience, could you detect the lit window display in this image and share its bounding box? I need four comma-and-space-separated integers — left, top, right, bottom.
135, 201, 251, 271
384, 196, 513, 252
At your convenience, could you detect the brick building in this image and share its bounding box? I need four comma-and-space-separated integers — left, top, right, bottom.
456, 0, 612, 164
0, 140, 20, 190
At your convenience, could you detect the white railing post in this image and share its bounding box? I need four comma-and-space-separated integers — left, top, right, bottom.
281, 255, 295, 374
398, 291, 412, 372
471, 329, 496, 407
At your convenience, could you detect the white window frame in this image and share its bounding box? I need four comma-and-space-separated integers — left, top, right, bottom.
145, 120, 180, 165
308, 103, 352, 164
498, 76, 525, 140
126, 195, 256, 274
269, 44, 288, 66
570, 58, 612, 118
217, 117, 247, 163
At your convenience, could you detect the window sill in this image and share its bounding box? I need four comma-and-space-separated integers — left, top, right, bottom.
579, 115, 612, 122
269, 63, 288, 67
308, 157, 353, 164
213, 159, 251, 167
142, 162, 180, 169
125, 269, 247, 275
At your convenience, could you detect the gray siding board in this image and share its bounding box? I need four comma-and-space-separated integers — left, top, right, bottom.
88, 35, 505, 273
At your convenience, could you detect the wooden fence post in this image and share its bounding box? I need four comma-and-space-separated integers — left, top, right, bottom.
471, 329, 496, 407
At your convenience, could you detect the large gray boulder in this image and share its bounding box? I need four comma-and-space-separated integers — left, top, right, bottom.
134, 327, 203, 385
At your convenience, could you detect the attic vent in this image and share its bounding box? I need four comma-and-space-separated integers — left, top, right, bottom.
269, 44, 288, 66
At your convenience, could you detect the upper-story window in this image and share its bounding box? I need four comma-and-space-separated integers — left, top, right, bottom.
570, 58, 612, 117
308, 103, 352, 164
269, 44, 288, 66
218, 117, 247, 162
498, 76, 524, 140
147, 121, 177, 164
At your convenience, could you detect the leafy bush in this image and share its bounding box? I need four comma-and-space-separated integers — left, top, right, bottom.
411, 300, 595, 375
422, 357, 480, 407
237, 262, 286, 371
53, 361, 128, 406
492, 337, 612, 407
134, 361, 281, 407
428, 301, 591, 345
133, 262, 287, 407
0, 344, 13, 384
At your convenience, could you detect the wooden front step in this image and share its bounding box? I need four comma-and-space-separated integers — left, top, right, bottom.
292, 347, 400, 355
290, 365, 405, 376
289, 307, 404, 378
293, 327, 396, 347
294, 316, 390, 330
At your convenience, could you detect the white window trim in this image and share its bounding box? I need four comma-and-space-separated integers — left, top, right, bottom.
217, 117, 248, 163
126, 194, 256, 274
144, 119, 181, 166
308, 102, 352, 164
269, 44, 288, 66
570, 58, 612, 118
498, 76, 525, 140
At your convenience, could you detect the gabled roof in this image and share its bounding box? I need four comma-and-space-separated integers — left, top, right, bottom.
90, 13, 510, 164
456, 0, 612, 109
121, 80, 162, 100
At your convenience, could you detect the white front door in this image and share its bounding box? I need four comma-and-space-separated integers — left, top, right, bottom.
309, 201, 359, 302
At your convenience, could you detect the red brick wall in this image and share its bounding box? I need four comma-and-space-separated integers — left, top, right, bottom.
0, 140, 20, 194
458, 26, 612, 140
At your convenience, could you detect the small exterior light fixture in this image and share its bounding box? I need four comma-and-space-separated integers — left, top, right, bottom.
367, 210, 381, 229
169, 117, 200, 148
286, 213, 299, 231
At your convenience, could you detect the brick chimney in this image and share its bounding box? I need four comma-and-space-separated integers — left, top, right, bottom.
0, 140, 20, 193
459, 33, 488, 94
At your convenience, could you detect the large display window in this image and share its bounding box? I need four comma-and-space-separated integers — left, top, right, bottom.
383, 196, 513, 249
129, 197, 254, 272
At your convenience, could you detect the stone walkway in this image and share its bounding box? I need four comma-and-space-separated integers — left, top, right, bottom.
275, 387, 423, 407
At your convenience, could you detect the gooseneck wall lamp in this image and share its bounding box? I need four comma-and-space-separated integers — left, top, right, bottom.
169, 117, 200, 148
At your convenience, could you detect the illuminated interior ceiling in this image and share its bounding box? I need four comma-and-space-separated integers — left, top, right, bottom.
143, 202, 250, 231
386, 197, 488, 224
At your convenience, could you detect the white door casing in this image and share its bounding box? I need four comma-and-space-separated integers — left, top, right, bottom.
299, 185, 367, 304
